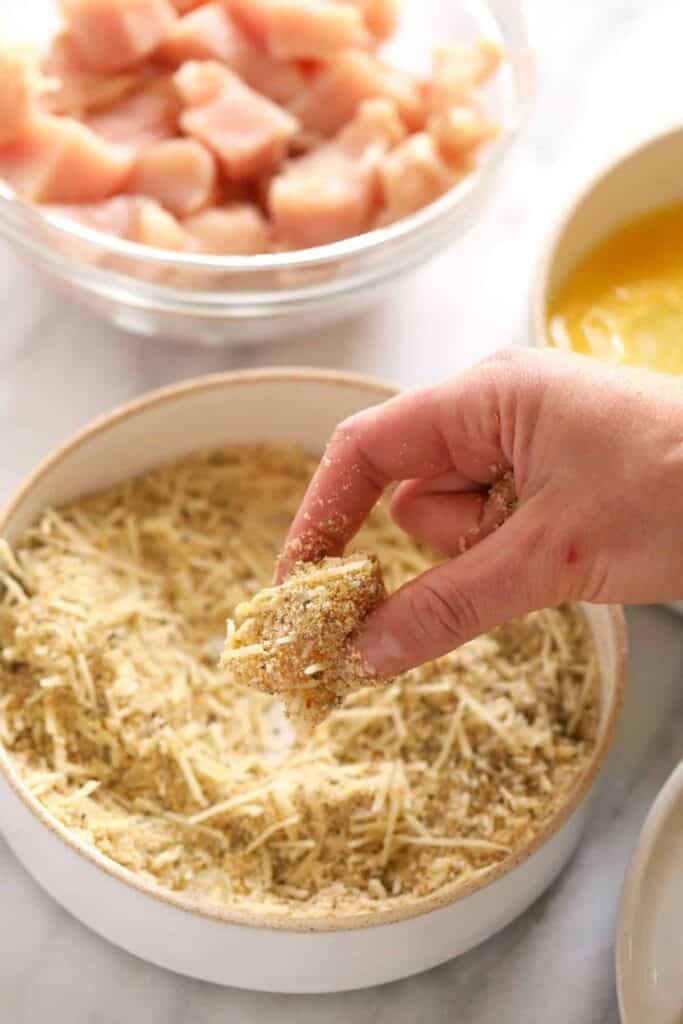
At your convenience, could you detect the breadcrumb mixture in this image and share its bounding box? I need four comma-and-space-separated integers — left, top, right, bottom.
0, 444, 599, 919
222, 554, 386, 725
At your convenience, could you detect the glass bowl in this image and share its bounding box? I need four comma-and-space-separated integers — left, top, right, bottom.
0, 0, 532, 346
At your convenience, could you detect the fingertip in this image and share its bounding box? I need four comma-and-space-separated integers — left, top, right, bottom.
353, 607, 409, 680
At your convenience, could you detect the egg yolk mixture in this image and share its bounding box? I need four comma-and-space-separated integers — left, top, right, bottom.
547, 203, 683, 375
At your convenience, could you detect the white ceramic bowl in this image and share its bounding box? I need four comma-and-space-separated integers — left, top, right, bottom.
0, 370, 626, 993
617, 758, 683, 1024
0, 0, 531, 346
531, 123, 683, 617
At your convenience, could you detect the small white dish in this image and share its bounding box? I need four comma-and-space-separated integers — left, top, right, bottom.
530, 123, 683, 618
617, 759, 683, 1024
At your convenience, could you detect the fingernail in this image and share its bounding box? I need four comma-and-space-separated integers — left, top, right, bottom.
355, 624, 405, 680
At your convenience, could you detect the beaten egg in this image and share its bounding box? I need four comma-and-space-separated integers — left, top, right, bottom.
547, 203, 683, 374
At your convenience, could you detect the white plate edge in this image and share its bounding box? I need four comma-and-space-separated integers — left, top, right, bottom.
616, 758, 683, 1023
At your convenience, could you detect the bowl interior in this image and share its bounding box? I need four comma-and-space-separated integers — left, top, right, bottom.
0, 371, 626, 930
2, 371, 392, 536
535, 126, 683, 331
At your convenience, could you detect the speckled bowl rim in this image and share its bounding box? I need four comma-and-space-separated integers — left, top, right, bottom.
0, 368, 628, 933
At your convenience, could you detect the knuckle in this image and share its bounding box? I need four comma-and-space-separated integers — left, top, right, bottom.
329, 413, 366, 451
486, 346, 527, 366
406, 576, 479, 651
477, 347, 531, 376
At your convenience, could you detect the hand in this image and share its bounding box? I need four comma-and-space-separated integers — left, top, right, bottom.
279, 348, 683, 677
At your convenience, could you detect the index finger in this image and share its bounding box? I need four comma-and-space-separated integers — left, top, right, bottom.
277, 373, 507, 579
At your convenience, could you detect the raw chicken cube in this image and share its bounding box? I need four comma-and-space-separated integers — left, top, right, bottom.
184, 202, 270, 253
47, 193, 188, 249
174, 60, 228, 105
126, 137, 216, 215
425, 39, 502, 114
157, 2, 245, 65
239, 47, 307, 106
0, 114, 132, 203
230, 0, 369, 61
62, 0, 177, 72
134, 198, 189, 248
158, 2, 305, 105
224, 0, 272, 45
291, 50, 422, 136
336, 97, 405, 156
428, 102, 496, 165
40, 34, 144, 116
344, 0, 398, 41
86, 77, 179, 151
269, 143, 377, 248
376, 131, 459, 226
176, 62, 299, 178
47, 195, 140, 237
267, 94, 406, 249
0, 49, 38, 144
41, 119, 134, 203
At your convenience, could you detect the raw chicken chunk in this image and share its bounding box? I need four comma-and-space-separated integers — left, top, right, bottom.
229, 0, 369, 61
376, 132, 459, 226
425, 39, 501, 114
345, 0, 398, 41
336, 96, 405, 156
176, 62, 299, 179
86, 77, 179, 151
170, 0, 206, 10
238, 46, 307, 106
0, 114, 132, 203
157, 2, 245, 65
157, 1, 306, 104
48, 193, 188, 249
61, 0, 177, 72
40, 34, 144, 116
269, 144, 377, 249
291, 49, 422, 136
429, 102, 496, 165
126, 137, 216, 215
184, 202, 270, 253
269, 96, 404, 248
134, 198, 188, 248
47, 195, 140, 237
0, 49, 38, 144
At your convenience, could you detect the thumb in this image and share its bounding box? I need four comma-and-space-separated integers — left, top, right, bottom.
356, 503, 556, 677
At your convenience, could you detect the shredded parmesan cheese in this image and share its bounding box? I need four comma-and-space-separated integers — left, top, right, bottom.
0, 443, 599, 919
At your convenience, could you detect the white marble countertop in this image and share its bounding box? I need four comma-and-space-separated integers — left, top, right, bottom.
2, 1, 683, 1021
